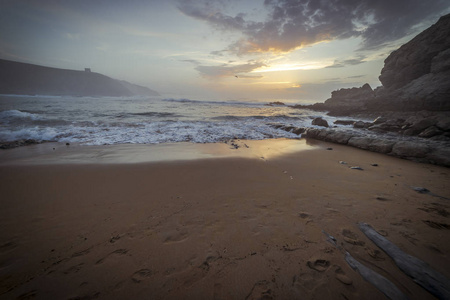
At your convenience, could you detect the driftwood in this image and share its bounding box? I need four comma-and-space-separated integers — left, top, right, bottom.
359, 223, 450, 300
345, 252, 409, 300
322, 230, 409, 300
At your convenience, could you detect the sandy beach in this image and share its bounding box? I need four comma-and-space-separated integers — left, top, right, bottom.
0, 139, 449, 299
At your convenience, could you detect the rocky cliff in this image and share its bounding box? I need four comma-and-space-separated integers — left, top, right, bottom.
0, 59, 159, 97
299, 13, 450, 115
375, 13, 450, 111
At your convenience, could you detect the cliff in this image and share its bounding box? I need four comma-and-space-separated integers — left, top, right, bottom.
298, 14, 450, 115
0, 59, 159, 97
375, 13, 450, 111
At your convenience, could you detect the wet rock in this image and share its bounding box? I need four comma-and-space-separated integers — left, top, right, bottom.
334, 120, 356, 126
427, 148, 450, 167
373, 116, 388, 124
348, 137, 373, 150
391, 141, 431, 158
311, 117, 329, 127
353, 121, 370, 129
436, 117, 450, 131
368, 139, 395, 153
418, 126, 442, 138
0, 139, 41, 149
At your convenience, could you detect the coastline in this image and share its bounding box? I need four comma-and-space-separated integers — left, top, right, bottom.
1, 139, 449, 299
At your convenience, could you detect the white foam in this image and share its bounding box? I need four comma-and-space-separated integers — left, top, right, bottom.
0, 109, 44, 121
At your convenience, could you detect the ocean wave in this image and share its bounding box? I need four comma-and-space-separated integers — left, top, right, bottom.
130, 111, 181, 117
0, 110, 45, 122
162, 98, 264, 107
0, 119, 301, 145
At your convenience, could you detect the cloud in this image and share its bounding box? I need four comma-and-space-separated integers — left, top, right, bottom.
347, 75, 365, 79
326, 55, 367, 68
180, 59, 201, 65
178, 0, 450, 55
195, 61, 267, 79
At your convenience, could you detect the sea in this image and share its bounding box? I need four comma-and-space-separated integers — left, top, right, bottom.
0, 95, 350, 145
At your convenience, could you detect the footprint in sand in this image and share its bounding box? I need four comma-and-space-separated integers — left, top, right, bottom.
307, 259, 330, 272
342, 229, 365, 246
0, 241, 17, 254
131, 269, 152, 283
63, 263, 84, 275
245, 280, 274, 300
71, 247, 92, 258
161, 229, 189, 244
95, 249, 129, 265
422, 220, 450, 230
17, 290, 37, 300
366, 247, 385, 260
335, 267, 353, 285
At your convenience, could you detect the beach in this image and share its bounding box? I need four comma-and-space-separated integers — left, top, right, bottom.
1, 139, 449, 299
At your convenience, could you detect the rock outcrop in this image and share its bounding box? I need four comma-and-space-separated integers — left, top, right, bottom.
285, 14, 450, 167
0, 59, 159, 97
374, 13, 450, 111
294, 13, 450, 115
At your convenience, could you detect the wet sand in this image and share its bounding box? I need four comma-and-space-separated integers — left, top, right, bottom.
0, 139, 449, 299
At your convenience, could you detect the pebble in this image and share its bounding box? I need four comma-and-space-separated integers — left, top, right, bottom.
371, 163, 378, 167
339, 161, 347, 164
412, 187, 430, 193
326, 147, 333, 150
350, 166, 364, 170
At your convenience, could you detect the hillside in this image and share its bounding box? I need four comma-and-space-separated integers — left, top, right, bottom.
0, 59, 159, 97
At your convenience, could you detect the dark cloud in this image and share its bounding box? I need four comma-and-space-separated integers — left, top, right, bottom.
326, 55, 367, 68
178, 0, 450, 55
195, 61, 266, 79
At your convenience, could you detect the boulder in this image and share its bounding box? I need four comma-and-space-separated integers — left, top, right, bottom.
334, 120, 356, 126
368, 140, 396, 153
427, 148, 450, 167
353, 121, 370, 128
311, 117, 329, 127
391, 141, 431, 158
436, 117, 450, 131
348, 137, 373, 150
418, 126, 442, 138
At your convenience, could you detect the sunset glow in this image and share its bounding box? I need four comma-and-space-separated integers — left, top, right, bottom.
1, 0, 449, 102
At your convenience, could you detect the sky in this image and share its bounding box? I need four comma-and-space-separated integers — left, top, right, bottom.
1, 0, 449, 103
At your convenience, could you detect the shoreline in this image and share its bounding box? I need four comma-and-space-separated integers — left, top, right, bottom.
0, 138, 318, 165
1, 139, 449, 299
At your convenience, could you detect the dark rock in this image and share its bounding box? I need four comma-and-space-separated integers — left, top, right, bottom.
368, 140, 395, 153
418, 126, 442, 138
0, 139, 41, 149
326, 147, 333, 150
334, 120, 356, 126
348, 137, 373, 150
391, 141, 431, 158
292, 127, 306, 135
312, 117, 329, 127
293, 14, 450, 115
427, 148, 450, 167
373, 116, 388, 124
266, 101, 285, 106
353, 121, 370, 128
377, 14, 450, 111
436, 117, 450, 131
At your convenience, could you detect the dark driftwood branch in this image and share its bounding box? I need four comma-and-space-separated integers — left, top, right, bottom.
359, 223, 450, 300
322, 230, 409, 300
